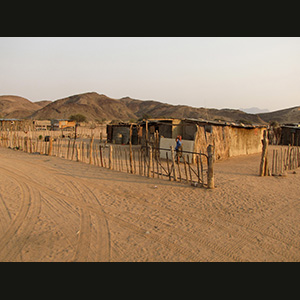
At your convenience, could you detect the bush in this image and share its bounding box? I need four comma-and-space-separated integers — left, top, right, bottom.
69, 114, 87, 123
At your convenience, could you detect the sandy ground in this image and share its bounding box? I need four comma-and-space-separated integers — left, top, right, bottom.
0, 146, 299, 262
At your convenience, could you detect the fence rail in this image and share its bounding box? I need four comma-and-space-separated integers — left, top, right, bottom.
0, 130, 214, 189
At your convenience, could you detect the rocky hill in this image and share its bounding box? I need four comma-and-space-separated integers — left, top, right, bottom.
0, 95, 49, 119
120, 97, 266, 124
30, 92, 137, 122
257, 106, 300, 124
0, 92, 299, 125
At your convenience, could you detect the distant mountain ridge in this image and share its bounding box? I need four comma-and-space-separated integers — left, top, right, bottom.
0, 92, 299, 125
240, 107, 269, 114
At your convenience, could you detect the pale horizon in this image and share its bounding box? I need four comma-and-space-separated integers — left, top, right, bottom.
1, 37, 299, 112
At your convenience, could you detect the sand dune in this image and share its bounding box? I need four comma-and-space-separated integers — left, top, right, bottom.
0, 146, 299, 262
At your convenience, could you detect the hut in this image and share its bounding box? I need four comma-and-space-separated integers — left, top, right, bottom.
140, 118, 267, 162
0, 119, 33, 131
50, 119, 76, 131
106, 123, 142, 145
106, 118, 267, 162
33, 120, 51, 131
280, 124, 300, 146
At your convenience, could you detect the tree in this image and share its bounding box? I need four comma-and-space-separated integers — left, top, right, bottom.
69, 114, 87, 123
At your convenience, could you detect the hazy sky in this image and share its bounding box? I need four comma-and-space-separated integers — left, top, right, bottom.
0, 37, 299, 111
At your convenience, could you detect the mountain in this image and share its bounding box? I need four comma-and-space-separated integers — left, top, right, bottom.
240, 107, 269, 114
120, 97, 266, 124
0, 95, 49, 119
1, 92, 299, 125
30, 92, 137, 121
257, 106, 300, 124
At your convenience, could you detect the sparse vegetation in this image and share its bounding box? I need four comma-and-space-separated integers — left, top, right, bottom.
69, 114, 87, 123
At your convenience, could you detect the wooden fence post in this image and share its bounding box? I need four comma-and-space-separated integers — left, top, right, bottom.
48, 137, 53, 156
99, 145, 104, 167
207, 144, 214, 189
76, 143, 80, 162
89, 134, 94, 164
129, 142, 133, 174
148, 146, 152, 177
109, 145, 113, 170
259, 130, 269, 176
170, 146, 177, 181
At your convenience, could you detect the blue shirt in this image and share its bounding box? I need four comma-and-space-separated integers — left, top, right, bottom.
175, 139, 182, 151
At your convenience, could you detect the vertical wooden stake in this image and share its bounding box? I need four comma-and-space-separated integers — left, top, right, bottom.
124, 149, 129, 173
133, 150, 137, 174
148, 146, 152, 177
170, 146, 177, 181
89, 134, 94, 164
183, 155, 188, 183
259, 130, 269, 176
166, 152, 171, 180
109, 145, 113, 170
200, 152, 204, 187
99, 145, 104, 167
187, 155, 192, 183
197, 155, 200, 184
272, 149, 275, 175
48, 137, 53, 156
207, 144, 214, 189
71, 140, 76, 160
129, 142, 133, 174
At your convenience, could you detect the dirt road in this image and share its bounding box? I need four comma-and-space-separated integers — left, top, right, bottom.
0, 146, 299, 262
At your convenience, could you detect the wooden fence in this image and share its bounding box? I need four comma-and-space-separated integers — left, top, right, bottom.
270, 146, 300, 175
0, 131, 215, 189
260, 131, 300, 176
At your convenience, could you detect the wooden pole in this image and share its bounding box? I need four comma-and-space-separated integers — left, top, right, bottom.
133, 150, 137, 174
129, 142, 133, 174
138, 148, 142, 175
148, 146, 152, 177
48, 137, 53, 156
259, 130, 269, 176
125, 149, 129, 173
170, 146, 177, 181
272, 149, 275, 175
187, 155, 192, 184
144, 149, 147, 176
196, 155, 200, 184
200, 152, 204, 187
109, 145, 113, 170
177, 156, 182, 182
280, 148, 283, 174
166, 152, 171, 181
71, 140, 76, 160
207, 144, 214, 189
76, 143, 81, 162
183, 155, 188, 183
89, 134, 94, 164
99, 145, 104, 167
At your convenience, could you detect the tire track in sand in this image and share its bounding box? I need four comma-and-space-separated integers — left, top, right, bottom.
0, 168, 41, 261
62, 178, 111, 262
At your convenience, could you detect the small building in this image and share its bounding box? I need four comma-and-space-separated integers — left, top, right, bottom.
0, 119, 33, 131
280, 124, 300, 146
140, 118, 267, 162
33, 120, 51, 131
107, 118, 267, 162
106, 123, 142, 145
51, 119, 76, 131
